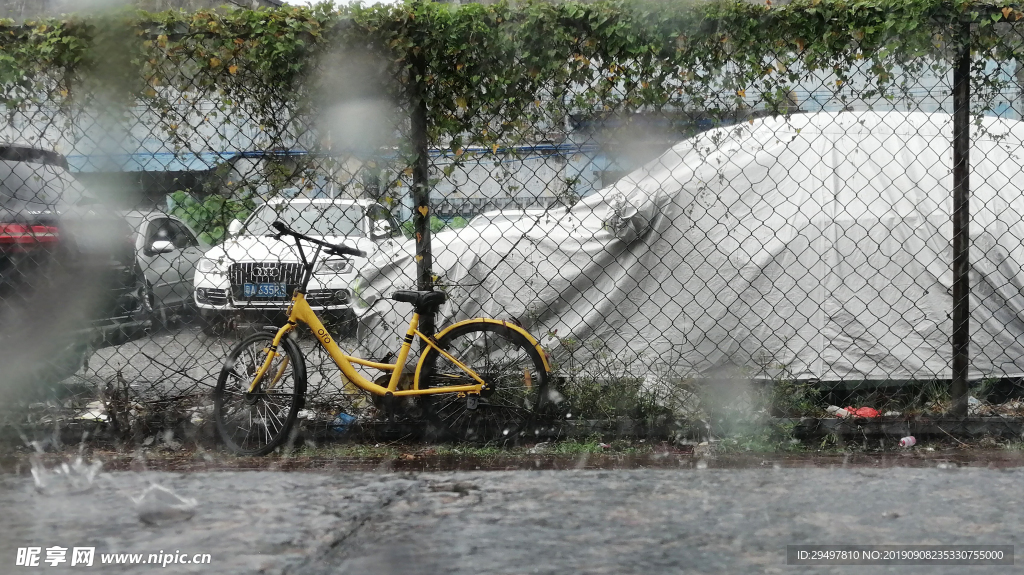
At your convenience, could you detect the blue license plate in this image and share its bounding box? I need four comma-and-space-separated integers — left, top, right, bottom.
243, 283, 287, 298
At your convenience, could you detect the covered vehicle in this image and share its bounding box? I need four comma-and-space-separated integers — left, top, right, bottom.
356, 111, 1024, 382
467, 208, 578, 233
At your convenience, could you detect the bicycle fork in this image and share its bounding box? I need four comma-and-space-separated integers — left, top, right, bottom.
247, 327, 294, 394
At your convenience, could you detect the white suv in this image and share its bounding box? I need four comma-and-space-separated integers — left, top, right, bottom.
193, 198, 402, 333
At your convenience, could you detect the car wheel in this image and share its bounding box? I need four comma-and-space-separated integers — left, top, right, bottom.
175, 301, 200, 329
144, 281, 165, 330
129, 266, 154, 323
200, 310, 231, 337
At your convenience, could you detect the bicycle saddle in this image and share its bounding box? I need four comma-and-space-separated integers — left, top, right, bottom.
391, 290, 447, 311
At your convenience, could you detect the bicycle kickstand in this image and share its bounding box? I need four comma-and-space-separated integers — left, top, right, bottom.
382, 392, 397, 424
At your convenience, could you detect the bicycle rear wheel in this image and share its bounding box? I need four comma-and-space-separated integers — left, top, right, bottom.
214, 332, 306, 456
418, 323, 549, 443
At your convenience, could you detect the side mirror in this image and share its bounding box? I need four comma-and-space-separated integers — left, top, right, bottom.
227, 219, 244, 237
371, 220, 393, 240
150, 240, 175, 254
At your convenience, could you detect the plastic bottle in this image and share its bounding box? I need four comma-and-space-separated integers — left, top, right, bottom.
826, 405, 851, 418
899, 436, 916, 448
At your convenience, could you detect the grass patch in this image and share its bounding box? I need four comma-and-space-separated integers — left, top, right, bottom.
714, 420, 807, 454
430, 444, 506, 457
541, 436, 651, 455
295, 442, 406, 458
290, 437, 659, 459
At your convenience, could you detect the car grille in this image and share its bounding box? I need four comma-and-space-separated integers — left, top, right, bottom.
229, 262, 303, 304
205, 288, 228, 306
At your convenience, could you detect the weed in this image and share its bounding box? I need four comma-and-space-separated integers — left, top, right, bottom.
554, 340, 674, 423
716, 420, 806, 454
820, 432, 839, 450
766, 373, 822, 417
546, 437, 605, 455
297, 442, 403, 458
431, 444, 505, 457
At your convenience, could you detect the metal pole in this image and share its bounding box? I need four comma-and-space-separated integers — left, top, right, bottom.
410, 53, 434, 338
950, 21, 971, 417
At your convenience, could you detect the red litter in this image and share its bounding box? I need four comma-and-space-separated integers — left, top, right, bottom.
844, 406, 880, 418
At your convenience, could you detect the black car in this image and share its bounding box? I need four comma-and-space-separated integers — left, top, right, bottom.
0, 145, 147, 397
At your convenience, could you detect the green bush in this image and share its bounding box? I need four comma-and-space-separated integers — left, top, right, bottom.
430, 216, 446, 234
400, 216, 457, 238
169, 191, 256, 245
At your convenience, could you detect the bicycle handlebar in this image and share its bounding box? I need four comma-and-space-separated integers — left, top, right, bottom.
271, 221, 367, 258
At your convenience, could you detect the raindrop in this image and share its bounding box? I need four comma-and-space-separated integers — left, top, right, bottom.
31, 455, 103, 495
132, 484, 197, 526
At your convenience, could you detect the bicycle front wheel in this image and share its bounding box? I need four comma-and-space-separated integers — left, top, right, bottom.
418, 323, 549, 443
214, 332, 306, 456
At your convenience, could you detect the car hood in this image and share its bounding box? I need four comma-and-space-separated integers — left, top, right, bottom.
202, 235, 372, 265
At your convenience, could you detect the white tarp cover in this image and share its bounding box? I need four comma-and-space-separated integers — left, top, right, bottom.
355, 111, 1024, 381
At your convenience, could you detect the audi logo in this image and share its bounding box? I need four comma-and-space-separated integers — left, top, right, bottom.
251, 264, 279, 278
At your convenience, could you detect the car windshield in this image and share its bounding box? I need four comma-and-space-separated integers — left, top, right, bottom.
0, 159, 88, 206
243, 203, 365, 237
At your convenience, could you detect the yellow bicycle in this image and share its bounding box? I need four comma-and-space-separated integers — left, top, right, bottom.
214, 221, 552, 455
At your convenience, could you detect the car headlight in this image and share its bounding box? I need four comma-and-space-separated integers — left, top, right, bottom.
197, 258, 223, 274
315, 258, 352, 275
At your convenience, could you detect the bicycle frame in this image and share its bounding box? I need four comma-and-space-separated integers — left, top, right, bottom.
247, 291, 486, 397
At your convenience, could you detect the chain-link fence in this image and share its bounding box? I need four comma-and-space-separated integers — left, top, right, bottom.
5, 1, 1024, 447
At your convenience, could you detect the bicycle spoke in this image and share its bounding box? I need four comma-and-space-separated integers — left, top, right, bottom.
261, 399, 285, 433
421, 325, 548, 443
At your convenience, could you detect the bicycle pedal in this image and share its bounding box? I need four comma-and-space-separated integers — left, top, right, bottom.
466, 395, 479, 410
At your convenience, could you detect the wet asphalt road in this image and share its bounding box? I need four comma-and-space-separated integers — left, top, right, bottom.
2, 464, 1022, 575
69, 325, 362, 402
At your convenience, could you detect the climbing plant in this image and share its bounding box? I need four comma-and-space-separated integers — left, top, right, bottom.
1, 0, 1023, 221
3, 1, 1023, 142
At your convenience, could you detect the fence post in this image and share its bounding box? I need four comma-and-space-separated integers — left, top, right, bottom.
950, 20, 971, 417
410, 53, 435, 338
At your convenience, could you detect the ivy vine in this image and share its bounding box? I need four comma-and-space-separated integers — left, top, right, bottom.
1, 0, 1022, 176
